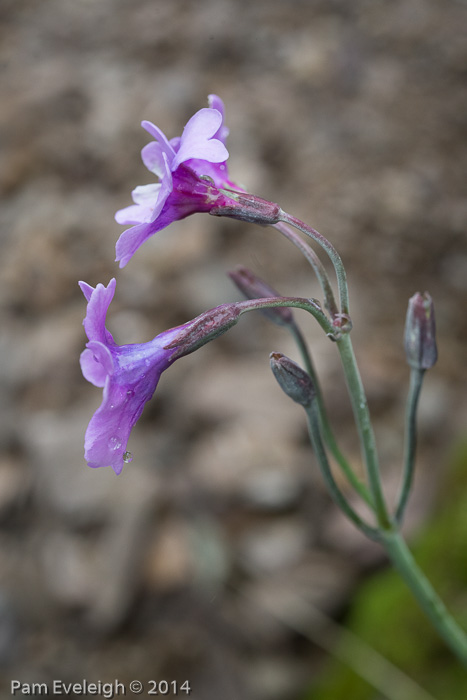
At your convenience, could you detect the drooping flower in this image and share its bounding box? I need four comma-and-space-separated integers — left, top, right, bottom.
79, 278, 250, 474
79, 278, 184, 474
115, 94, 238, 268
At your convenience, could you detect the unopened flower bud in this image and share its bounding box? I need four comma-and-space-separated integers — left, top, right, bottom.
211, 189, 282, 225
228, 265, 294, 327
269, 352, 315, 407
404, 292, 437, 370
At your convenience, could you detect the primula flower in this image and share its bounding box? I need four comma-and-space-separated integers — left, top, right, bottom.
80, 277, 251, 474
115, 94, 237, 267
79, 278, 184, 474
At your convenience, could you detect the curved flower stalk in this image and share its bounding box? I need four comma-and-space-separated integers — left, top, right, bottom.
115, 95, 238, 267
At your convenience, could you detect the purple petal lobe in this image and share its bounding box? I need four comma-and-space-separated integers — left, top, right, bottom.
79, 281, 94, 303
172, 108, 228, 169
81, 279, 116, 344
149, 154, 173, 221
115, 203, 151, 226
141, 120, 176, 164
83, 329, 181, 474
141, 141, 166, 177
80, 341, 115, 387
115, 222, 155, 268
207, 94, 230, 143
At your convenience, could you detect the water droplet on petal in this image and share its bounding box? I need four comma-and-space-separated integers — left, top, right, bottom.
126, 389, 135, 397
108, 436, 122, 451
123, 451, 133, 463
200, 175, 215, 185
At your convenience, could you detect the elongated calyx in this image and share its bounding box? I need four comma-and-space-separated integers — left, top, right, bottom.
211, 189, 282, 225
269, 352, 315, 406
404, 292, 437, 370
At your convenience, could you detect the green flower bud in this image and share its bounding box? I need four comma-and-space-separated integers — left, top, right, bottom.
269, 352, 315, 406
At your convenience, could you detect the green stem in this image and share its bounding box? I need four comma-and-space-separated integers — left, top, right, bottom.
273, 221, 339, 317
336, 333, 391, 528
381, 529, 467, 666
395, 368, 425, 524
290, 323, 373, 507
279, 211, 350, 316
305, 398, 380, 540
236, 296, 335, 336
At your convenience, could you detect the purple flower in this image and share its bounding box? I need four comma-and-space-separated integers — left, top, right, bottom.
115, 94, 237, 268
79, 278, 183, 474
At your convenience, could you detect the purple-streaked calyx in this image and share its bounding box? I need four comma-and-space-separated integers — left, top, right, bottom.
270, 352, 315, 406
404, 292, 437, 370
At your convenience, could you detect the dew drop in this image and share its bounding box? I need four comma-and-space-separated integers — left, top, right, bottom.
199, 174, 215, 185
108, 436, 122, 451
123, 451, 133, 464
126, 389, 135, 397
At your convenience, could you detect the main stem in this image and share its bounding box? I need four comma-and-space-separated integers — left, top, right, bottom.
291, 324, 373, 506
279, 211, 350, 316
336, 333, 391, 527
381, 529, 467, 667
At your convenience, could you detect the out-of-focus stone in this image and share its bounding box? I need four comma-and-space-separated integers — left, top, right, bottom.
0, 456, 31, 518
241, 466, 303, 511
144, 518, 194, 592
237, 520, 309, 575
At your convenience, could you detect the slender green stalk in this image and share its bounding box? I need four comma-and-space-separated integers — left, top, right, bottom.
381, 529, 467, 666
336, 333, 391, 528
279, 211, 350, 316
305, 397, 379, 540
236, 295, 335, 336
290, 323, 373, 507
273, 220, 339, 317
395, 368, 425, 524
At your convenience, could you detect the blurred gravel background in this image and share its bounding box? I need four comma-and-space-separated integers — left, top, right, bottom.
1, 0, 467, 698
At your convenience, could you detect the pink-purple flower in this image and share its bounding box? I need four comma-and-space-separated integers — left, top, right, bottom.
115, 94, 237, 268
79, 277, 251, 474
79, 278, 184, 474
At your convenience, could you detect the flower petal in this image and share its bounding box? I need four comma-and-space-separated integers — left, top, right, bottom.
132, 183, 162, 207
172, 108, 229, 170
141, 120, 176, 164
115, 203, 152, 226
184, 158, 231, 188
83, 354, 168, 474
115, 222, 154, 268
84, 376, 139, 475
80, 340, 115, 387
149, 154, 173, 222
208, 94, 230, 143
80, 279, 116, 344
141, 141, 166, 177
79, 281, 94, 303
169, 136, 181, 152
